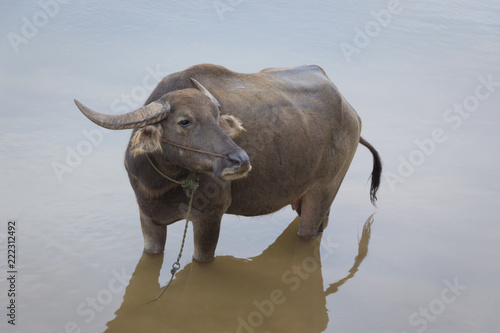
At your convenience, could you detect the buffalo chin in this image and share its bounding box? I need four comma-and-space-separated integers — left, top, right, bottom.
221, 165, 252, 181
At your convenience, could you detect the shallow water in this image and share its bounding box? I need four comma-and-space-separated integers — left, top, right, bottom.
105, 216, 374, 333
1, 0, 499, 332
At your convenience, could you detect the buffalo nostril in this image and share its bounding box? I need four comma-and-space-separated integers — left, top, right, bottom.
229, 158, 241, 167
226, 149, 250, 170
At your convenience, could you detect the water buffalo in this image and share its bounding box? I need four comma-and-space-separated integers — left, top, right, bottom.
75, 64, 382, 261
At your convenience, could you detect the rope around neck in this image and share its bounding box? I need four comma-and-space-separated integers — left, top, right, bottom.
145, 154, 199, 301
145, 154, 199, 192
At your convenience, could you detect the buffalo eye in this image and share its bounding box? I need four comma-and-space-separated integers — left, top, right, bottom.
178, 120, 192, 127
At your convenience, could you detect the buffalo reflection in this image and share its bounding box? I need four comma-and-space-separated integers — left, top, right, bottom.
105, 215, 374, 333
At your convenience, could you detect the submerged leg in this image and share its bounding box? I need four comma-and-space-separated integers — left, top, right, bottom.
192, 217, 222, 262
317, 209, 330, 233
140, 209, 167, 254
297, 182, 341, 239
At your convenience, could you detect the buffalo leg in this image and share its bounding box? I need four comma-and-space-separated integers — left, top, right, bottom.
317, 209, 331, 233
297, 183, 340, 239
192, 217, 222, 262
140, 210, 167, 254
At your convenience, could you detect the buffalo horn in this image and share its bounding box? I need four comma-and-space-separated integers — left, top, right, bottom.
191, 78, 221, 108
74, 99, 170, 130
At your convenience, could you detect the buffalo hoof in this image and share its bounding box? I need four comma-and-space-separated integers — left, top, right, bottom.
143, 247, 164, 255
192, 252, 215, 262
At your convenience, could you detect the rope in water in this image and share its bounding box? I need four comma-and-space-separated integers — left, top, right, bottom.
145, 154, 199, 301
152, 188, 195, 301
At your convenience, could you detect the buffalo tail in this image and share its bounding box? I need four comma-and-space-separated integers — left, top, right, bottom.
359, 137, 382, 206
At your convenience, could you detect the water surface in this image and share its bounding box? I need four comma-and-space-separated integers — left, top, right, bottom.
1, 1, 499, 332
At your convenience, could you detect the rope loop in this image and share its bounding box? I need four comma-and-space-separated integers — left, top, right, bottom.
170, 262, 181, 274
181, 175, 200, 197
146, 154, 200, 197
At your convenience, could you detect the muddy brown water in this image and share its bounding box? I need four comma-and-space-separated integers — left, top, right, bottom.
106, 217, 373, 333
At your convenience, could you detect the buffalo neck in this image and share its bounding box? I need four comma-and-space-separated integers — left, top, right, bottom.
126, 151, 193, 196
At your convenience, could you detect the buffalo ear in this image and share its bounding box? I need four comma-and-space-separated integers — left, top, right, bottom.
219, 115, 245, 139
129, 125, 164, 157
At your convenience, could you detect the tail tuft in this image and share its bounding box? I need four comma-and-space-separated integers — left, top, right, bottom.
359, 137, 382, 206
